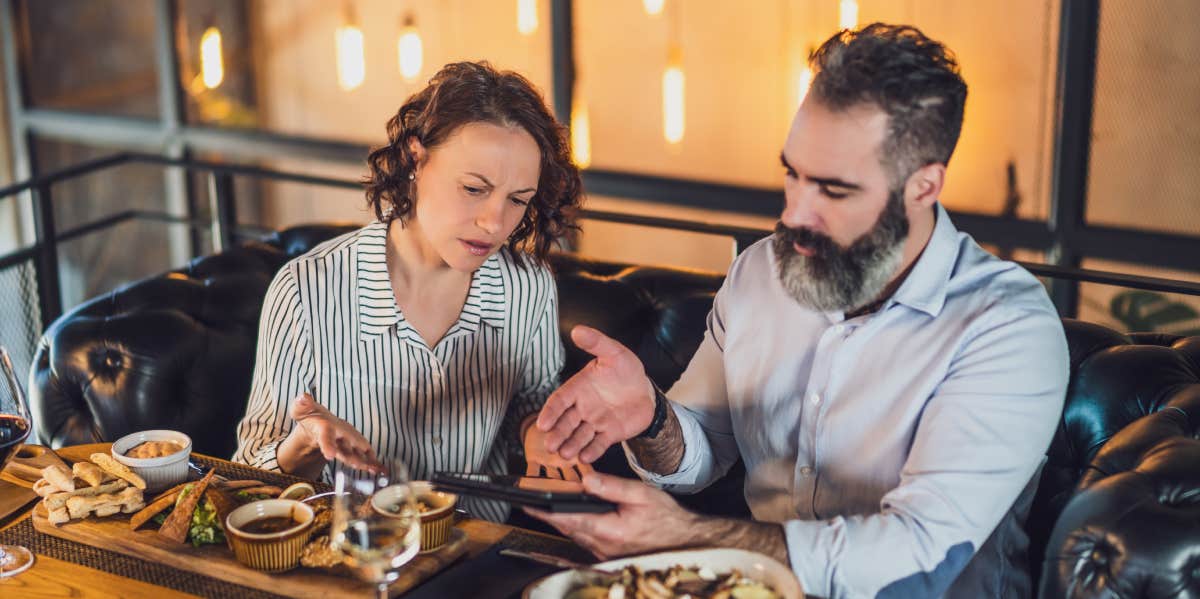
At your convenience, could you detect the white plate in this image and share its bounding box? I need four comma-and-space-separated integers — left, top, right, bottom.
522, 547, 804, 599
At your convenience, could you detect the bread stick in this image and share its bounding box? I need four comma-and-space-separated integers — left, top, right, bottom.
130, 488, 182, 530
41, 465, 74, 493
90, 453, 146, 490
46, 505, 70, 525
73, 462, 106, 487
33, 478, 56, 497
43, 480, 129, 510
94, 504, 121, 517
65, 487, 143, 520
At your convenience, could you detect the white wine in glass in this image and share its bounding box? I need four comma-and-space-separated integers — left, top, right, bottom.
0, 347, 34, 577
331, 459, 421, 598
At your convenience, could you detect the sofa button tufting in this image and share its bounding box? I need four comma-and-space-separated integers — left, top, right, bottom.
1087, 547, 1114, 569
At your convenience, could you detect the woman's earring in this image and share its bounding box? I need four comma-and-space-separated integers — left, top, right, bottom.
408, 172, 415, 181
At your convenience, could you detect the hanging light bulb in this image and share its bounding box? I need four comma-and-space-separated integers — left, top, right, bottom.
570, 92, 591, 168
397, 15, 423, 81
662, 44, 685, 145
517, 0, 538, 35
643, 0, 665, 16
839, 0, 858, 31
335, 5, 366, 91
199, 26, 224, 89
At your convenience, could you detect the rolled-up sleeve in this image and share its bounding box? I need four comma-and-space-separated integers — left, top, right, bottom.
624, 285, 741, 494
785, 306, 1069, 598
233, 266, 315, 471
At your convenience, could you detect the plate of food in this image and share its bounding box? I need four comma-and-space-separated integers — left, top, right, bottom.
522, 547, 803, 599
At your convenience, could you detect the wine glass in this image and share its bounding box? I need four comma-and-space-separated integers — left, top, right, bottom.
330, 459, 421, 599
0, 347, 34, 577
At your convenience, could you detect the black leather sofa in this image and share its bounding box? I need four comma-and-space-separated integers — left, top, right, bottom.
29, 224, 1200, 598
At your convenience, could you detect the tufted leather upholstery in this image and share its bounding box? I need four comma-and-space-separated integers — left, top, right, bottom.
29, 225, 1200, 597
1036, 322, 1200, 598
30, 224, 359, 458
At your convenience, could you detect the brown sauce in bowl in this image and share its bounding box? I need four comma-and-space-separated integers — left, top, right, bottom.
242, 516, 301, 535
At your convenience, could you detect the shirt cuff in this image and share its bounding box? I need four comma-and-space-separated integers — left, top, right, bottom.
621, 401, 708, 489
784, 517, 844, 599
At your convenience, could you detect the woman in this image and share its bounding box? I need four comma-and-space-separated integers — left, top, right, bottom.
234, 61, 585, 522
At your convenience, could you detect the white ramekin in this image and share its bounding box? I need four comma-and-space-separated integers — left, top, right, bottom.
110, 429, 193, 493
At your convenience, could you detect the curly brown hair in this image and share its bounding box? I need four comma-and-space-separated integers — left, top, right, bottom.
364, 61, 582, 266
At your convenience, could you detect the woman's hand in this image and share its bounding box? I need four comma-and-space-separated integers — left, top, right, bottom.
523, 416, 595, 482
277, 393, 383, 477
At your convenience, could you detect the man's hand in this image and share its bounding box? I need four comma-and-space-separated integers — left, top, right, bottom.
536, 325, 655, 463
523, 418, 595, 482
280, 393, 383, 475
526, 472, 791, 564
525, 472, 699, 559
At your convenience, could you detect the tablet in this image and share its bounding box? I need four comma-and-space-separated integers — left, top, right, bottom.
431, 472, 617, 513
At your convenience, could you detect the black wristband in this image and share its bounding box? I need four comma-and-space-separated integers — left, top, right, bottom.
637, 382, 669, 439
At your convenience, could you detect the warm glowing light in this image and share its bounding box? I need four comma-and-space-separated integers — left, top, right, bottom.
662, 46, 685, 144
336, 24, 365, 91
839, 0, 858, 31
570, 95, 591, 168
643, 0, 665, 16
398, 20, 423, 81
517, 0, 539, 35
200, 27, 223, 89
797, 66, 813, 106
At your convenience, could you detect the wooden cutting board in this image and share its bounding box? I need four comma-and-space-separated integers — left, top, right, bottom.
0, 477, 37, 521
2, 443, 70, 484
32, 505, 468, 598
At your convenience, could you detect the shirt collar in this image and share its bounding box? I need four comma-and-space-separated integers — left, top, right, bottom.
886, 202, 960, 317
356, 222, 509, 342
456, 252, 509, 334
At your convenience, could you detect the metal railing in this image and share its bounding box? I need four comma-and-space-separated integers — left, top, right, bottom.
1, 152, 1198, 336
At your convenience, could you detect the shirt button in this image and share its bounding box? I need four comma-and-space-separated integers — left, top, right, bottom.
800, 466, 814, 476
432, 436, 443, 446
809, 392, 821, 405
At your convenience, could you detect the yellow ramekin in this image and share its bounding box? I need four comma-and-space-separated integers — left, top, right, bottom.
225, 499, 315, 572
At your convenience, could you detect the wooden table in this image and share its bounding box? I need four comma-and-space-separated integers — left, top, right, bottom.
0, 444, 527, 598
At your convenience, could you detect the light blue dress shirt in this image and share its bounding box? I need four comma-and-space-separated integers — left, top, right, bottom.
626, 204, 1069, 598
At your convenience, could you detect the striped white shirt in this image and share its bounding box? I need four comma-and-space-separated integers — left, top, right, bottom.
233, 221, 564, 522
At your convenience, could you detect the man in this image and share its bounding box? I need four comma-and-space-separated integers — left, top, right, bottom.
529, 23, 1069, 598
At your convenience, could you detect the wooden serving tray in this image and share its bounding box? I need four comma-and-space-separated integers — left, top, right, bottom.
31, 504, 467, 598
29, 444, 468, 598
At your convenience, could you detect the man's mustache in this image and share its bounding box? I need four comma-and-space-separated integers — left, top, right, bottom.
774, 222, 838, 258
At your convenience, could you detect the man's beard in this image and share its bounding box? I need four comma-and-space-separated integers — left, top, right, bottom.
772, 189, 910, 312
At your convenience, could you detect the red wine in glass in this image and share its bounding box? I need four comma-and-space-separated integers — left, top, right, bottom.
0, 347, 35, 577
0, 414, 30, 469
